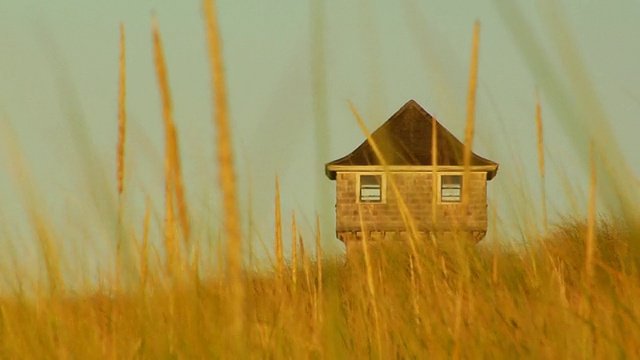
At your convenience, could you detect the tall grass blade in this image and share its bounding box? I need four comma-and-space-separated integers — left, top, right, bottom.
299, 233, 311, 292
348, 101, 424, 277
291, 211, 298, 287
116, 22, 127, 291
116, 23, 127, 197
463, 21, 480, 209
310, 0, 332, 246
496, 1, 640, 222
172, 134, 191, 246
275, 176, 283, 279
431, 113, 438, 244
586, 141, 597, 280
140, 198, 151, 290
491, 204, 499, 284
40, 32, 117, 230
357, 206, 383, 358
0, 124, 64, 296
203, 0, 245, 339
535, 88, 547, 230
315, 214, 323, 295
151, 17, 181, 278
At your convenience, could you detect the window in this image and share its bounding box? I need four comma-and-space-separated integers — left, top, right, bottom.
359, 174, 383, 203
440, 174, 462, 203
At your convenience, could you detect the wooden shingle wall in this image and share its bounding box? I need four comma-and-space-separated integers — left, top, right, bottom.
335, 171, 488, 242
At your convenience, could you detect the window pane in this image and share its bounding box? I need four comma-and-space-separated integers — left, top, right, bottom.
360, 175, 381, 186
361, 188, 381, 201
360, 175, 382, 202
442, 188, 461, 197
442, 175, 462, 186
441, 175, 462, 202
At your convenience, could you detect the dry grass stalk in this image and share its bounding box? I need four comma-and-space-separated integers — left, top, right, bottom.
585, 141, 597, 280
357, 206, 383, 357
431, 114, 438, 243
164, 158, 179, 278
216, 229, 224, 289
150, 18, 190, 250
315, 214, 322, 295
1, 122, 65, 296
452, 279, 465, 359
491, 205, 499, 285
245, 176, 255, 268
35, 220, 64, 296
140, 198, 151, 290
191, 245, 201, 282
116, 22, 127, 291
535, 88, 548, 230
274, 176, 283, 279
314, 214, 323, 324
117, 23, 127, 196
203, 0, 245, 336
580, 142, 598, 355
171, 129, 191, 245
409, 254, 420, 323
291, 211, 298, 286
463, 21, 480, 208
152, 17, 182, 277
348, 101, 424, 278
299, 234, 311, 291
310, 0, 331, 238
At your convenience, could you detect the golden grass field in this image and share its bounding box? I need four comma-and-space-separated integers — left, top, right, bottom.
1, 1, 639, 358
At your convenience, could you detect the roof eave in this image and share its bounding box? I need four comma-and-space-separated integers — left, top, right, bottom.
325, 164, 337, 180
326, 164, 499, 181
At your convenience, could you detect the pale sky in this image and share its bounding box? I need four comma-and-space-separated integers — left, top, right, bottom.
1, 1, 639, 271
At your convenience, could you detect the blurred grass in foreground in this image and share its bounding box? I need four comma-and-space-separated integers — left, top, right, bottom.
0, 223, 639, 358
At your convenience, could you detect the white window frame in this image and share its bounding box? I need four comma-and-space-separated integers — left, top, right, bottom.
438, 173, 463, 204
356, 173, 386, 204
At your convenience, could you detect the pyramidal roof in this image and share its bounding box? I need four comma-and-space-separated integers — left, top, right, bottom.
325, 99, 498, 180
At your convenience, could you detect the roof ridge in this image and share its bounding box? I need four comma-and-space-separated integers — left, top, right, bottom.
325, 99, 498, 180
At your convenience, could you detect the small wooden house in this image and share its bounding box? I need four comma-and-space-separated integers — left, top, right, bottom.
325, 100, 498, 253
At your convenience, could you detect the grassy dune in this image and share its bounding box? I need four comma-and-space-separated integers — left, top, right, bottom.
1, 1, 639, 358
0, 222, 639, 358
